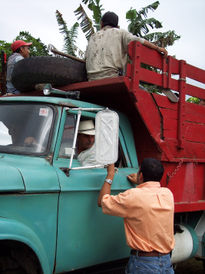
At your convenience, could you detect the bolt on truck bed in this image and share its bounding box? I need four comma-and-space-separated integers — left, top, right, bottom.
61, 41, 205, 213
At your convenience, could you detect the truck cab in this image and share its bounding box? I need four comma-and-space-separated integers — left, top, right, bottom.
0, 95, 137, 273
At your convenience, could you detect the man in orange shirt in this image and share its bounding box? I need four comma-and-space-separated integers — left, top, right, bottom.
98, 158, 175, 273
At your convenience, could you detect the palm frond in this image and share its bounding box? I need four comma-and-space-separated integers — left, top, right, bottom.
75, 4, 95, 40
126, 1, 180, 48
138, 1, 160, 18
87, 0, 103, 29
64, 22, 79, 56
75, 0, 103, 36
144, 31, 181, 47
56, 10, 69, 37
69, 22, 79, 43
127, 6, 162, 37
140, 18, 162, 34
56, 10, 79, 56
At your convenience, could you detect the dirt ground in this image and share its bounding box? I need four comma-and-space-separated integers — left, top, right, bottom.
175, 258, 204, 274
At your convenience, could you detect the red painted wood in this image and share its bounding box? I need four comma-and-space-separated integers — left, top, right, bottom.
186, 84, 205, 99
186, 63, 205, 84
139, 68, 163, 86
186, 102, 205, 123
174, 203, 205, 213
62, 41, 205, 213
177, 60, 186, 148
129, 42, 141, 95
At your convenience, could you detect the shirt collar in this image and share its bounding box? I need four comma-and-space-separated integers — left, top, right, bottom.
137, 181, 161, 188
102, 25, 113, 31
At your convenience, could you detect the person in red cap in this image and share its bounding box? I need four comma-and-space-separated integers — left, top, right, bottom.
6, 40, 32, 94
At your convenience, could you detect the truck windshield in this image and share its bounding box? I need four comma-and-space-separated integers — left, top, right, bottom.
0, 103, 54, 155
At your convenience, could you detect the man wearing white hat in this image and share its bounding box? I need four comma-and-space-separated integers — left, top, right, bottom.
77, 120, 100, 166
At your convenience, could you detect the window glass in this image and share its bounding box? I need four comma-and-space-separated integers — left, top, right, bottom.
0, 104, 54, 154
58, 114, 128, 168
59, 115, 75, 158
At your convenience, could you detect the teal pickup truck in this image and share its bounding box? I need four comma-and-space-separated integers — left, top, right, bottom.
1, 41, 205, 272
0, 92, 137, 274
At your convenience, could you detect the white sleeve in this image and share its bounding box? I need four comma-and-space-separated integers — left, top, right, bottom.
15, 56, 24, 63
121, 29, 145, 51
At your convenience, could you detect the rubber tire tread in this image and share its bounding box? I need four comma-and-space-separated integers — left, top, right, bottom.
12, 56, 87, 92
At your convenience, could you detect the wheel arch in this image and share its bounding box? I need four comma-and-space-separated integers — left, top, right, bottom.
0, 218, 51, 274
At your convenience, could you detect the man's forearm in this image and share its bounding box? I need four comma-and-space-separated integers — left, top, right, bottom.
144, 40, 168, 56
98, 181, 112, 207
98, 164, 115, 207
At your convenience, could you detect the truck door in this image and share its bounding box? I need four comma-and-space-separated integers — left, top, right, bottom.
53, 109, 138, 273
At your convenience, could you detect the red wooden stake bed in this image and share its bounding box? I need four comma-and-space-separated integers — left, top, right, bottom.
62, 41, 205, 213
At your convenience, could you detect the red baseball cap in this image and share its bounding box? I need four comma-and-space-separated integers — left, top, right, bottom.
11, 40, 32, 52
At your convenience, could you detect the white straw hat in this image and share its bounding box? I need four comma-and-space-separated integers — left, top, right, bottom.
78, 120, 95, 135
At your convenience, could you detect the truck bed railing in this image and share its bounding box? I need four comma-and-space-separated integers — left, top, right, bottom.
127, 41, 205, 149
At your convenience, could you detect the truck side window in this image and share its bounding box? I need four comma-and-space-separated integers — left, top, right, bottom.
59, 115, 75, 158
115, 143, 127, 168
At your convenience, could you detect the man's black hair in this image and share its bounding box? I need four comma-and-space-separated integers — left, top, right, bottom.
101, 11, 118, 27
140, 158, 164, 182
14, 48, 21, 53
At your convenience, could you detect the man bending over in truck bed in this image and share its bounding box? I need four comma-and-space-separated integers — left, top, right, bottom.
85, 11, 167, 81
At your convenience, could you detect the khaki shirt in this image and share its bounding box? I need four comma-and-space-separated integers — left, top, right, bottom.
85, 26, 145, 81
102, 181, 175, 253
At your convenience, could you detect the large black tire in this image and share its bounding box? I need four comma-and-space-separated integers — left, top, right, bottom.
12, 56, 87, 92
0, 241, 42, 274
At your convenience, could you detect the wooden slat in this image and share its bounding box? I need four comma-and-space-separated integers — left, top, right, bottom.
168, 56, 180, 75
153, 94, 178, 110
185, 84, 205, 99
139, 68, 162, 86
128, 41, 163, 70
140, 46, 163, 69
134, 89, 162, 140
160, 108, 177, 120
185, 124, 205, 143
185, 102, 205, 124
186, 63, 205, 84
163, 129, 177, 139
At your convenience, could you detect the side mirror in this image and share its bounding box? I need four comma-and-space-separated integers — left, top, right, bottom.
95, 109, 119, 165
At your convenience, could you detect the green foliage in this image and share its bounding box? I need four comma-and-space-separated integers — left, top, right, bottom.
56, 10, 79, 56
0, 41, 10, 92
0, 32, 49, 88
56, 0, 104, 54
187, 97, 200, 104
15, 31, 49, 56
74, 0, 104, 40
126, 1, 162, 37
126, 1, 180, 47
0, 40, 12, 57
56, 0, 180, 60
145, 30, 180, 47
125, 1, 180, 93
74, 5, 94, 40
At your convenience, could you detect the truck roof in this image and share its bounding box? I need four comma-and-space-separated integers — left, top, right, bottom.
0, 95, 103, 109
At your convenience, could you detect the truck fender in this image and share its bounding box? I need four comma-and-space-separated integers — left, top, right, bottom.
0, 217, 51, 274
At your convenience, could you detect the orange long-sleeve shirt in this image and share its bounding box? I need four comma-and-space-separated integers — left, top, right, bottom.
101, 181, 175, 253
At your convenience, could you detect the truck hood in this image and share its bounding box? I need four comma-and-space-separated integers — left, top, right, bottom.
0, 155, 60, 193
0, 164, 25, 192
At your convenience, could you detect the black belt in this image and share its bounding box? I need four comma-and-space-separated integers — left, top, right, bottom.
131, 249, 170, 257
